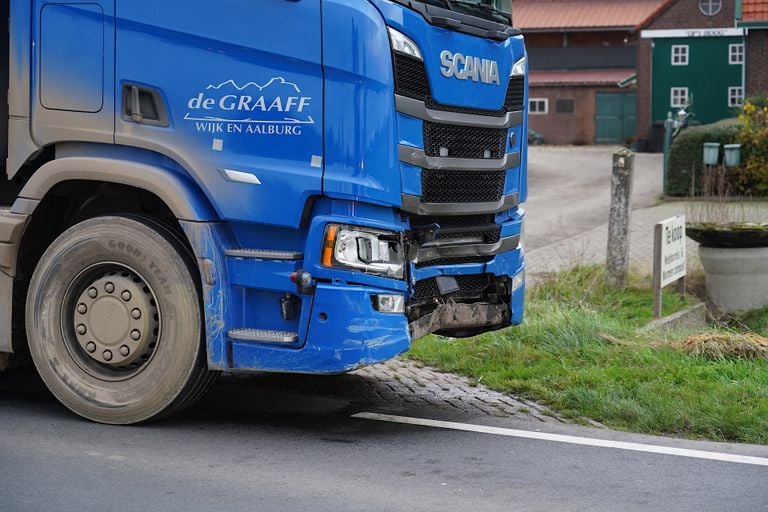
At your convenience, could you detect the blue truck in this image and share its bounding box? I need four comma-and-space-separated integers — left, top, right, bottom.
0, 0, 527, 424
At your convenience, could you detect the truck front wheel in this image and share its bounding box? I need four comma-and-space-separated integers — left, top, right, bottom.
26, 215, 217, 424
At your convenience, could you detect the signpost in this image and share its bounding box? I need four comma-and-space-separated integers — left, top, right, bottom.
653, 216, 687, 318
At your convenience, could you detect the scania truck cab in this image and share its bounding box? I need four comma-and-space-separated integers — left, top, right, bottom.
0, 0, 528, 424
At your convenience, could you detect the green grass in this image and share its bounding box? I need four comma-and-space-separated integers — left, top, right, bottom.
408, 266, 768, 444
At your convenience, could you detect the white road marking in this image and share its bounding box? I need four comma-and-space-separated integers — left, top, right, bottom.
352, 412, 768, 468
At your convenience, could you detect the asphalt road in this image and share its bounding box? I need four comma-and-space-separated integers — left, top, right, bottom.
2, 369, 767, 512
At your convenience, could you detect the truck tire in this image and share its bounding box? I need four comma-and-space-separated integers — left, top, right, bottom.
25, 215, 218, 424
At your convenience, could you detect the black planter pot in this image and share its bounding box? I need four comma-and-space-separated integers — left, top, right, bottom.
686, 226, 768, 248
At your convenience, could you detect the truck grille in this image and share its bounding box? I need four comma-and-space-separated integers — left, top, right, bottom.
505, 77, 525, 112
415, 256, 493, 269
394, 54, 429, 100
425, 97, 507, 118
412, 214, 501, 244
413, 274, 493, 301
393, 54, 525, 114
422, 169, 506, 204
412, 214, 495, 228
411, 214, 501, 269
423, 122, 506, 160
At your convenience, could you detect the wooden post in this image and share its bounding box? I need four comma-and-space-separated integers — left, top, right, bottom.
606, 148, 635, 288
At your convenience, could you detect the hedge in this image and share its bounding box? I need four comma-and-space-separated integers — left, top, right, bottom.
667, 118, 741, 197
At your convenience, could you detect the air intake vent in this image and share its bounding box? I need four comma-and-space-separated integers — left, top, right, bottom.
422, 169, 506, 204
394, 54, 429, 100
505, 77, 525, 112
424, 97, 508, 118
412, 214, 501, 245
423, 122, 506, 160
415, 256, 493, 269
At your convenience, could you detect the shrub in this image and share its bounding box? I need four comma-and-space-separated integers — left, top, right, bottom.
667, 118, 741, 196
734, 96, 768, 195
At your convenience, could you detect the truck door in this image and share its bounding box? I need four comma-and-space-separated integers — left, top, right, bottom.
114, 0, 324, 227
31, 0, 116, 147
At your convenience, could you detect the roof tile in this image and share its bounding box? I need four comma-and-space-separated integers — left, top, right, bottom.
742, 0, 768, 22
529, 68, 637, 86
514, 0, 671, 31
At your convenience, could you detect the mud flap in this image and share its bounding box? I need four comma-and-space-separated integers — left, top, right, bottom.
410, 302, 509, 341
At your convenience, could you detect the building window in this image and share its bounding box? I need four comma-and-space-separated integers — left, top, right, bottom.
729, 87, 744, 108
699, 0, 722, 16
556, 99, 575, 113
529, 98, 548, 115
670, 87, 689, 108
671, 45, 689, 66
729, 44, 745, 65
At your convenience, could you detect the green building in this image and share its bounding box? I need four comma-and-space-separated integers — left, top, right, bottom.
642, 27, 745, 126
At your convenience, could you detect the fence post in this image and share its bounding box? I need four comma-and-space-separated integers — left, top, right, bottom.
606, 148, 635, 288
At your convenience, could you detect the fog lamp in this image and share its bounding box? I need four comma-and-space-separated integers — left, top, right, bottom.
373, 295, 406, 314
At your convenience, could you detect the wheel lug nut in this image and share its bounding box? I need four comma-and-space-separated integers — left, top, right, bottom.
130, 330, 141, 341
105, 282, 115, 293
77, 304, 87, 314
121, 291, 132, 302
103, 350, 113, 361
76, 324, 87, 335
88, 288, 98, 299
131, 309, 142, 320
119, 345, 130, 357
86, 342, 96, 353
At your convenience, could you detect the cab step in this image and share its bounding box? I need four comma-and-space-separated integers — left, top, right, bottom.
224, 248, 303, 261
228, 328, 299, 344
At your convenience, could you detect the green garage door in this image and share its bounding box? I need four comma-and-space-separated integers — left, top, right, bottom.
595, 92, 637, 144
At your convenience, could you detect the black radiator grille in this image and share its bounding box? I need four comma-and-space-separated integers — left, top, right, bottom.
415, 256, 493, 269
422, 169, 506, 204
423, 122, 506, 159
412, 214, 501, 245
413, 274, 494, 301
411, 214, 501, 269
425, 97, 508, 118
394, 54, 429, 100
412, 214, 495, 229
505, 77, 525, 112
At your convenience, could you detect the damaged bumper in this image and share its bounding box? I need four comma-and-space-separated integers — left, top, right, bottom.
410, 302, 510, 341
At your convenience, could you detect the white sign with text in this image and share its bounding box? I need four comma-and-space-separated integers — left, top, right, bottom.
658, 215, 687, 288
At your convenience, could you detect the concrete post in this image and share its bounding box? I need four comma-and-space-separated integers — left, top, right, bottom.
662, 112, 675, 197
606, 148, 635, 288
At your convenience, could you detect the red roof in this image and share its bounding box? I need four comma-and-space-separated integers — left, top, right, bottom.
514, 0, 671, 31
743, 0, 768, 22
529, 69, 637, 87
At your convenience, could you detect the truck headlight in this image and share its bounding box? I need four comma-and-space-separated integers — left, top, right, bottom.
322, 225, 405, 279
510, 56, 526, 77
388, 27, 423, 61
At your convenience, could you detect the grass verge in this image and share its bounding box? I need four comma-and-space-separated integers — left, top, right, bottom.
408, 266, 768, 444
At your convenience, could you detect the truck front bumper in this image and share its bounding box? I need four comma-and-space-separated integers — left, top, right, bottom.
182, 216, 524, 375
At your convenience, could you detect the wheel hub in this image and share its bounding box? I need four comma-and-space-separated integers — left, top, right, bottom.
73, 271, 159, 368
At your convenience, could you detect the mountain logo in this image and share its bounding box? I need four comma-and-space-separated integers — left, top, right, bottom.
184, 77, 315, 132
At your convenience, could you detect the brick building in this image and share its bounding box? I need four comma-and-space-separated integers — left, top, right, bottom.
636, 0, 745, 150
738, 0, 768, 96
515, 0, 668, 145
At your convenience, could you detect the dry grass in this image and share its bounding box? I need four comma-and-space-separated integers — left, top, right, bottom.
681, 332, 768, 360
